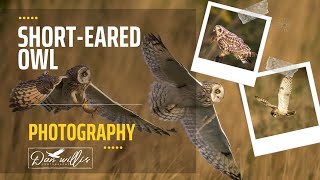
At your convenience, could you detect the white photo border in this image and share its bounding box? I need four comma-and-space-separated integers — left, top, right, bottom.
191, 1, 272, 87
239, 62, 320, 156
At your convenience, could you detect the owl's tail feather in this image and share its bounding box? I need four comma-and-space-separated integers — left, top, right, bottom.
250, 51, 257, 57
242, 59, 252, 64
149, 81, 185, 121
240, 51, 257, 64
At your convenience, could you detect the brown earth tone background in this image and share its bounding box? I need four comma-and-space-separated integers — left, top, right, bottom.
0, 0, 320, 180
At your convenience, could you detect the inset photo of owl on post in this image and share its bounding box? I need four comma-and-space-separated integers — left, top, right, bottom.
244, 67, 318, 139
199, 5, 267, 71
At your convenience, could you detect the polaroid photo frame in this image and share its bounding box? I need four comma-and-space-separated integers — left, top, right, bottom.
191, 1, 272, 87
239, 62, 320, 156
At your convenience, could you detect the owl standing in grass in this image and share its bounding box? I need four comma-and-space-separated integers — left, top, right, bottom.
212, 25, 257, 64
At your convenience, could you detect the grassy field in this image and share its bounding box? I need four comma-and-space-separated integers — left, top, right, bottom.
0, 0, 320, 180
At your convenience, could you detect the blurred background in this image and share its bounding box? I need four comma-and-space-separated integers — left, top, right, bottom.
246, 68, 318, 138
0, 0, 320, 180
199, 7, 265, 71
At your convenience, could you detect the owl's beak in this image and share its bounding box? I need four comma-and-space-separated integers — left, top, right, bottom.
60, 75, 68, 79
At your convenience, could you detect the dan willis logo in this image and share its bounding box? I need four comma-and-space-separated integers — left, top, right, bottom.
28, 147, 93, 169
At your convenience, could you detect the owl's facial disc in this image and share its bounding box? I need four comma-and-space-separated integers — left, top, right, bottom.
214, 25, 224, 36
211, 30, 217, 41
271, 109, 279, 117
77, 67, 91, 84
210, 83, 224, 103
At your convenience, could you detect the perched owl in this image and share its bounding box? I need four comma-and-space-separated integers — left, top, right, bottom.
255, 76, 296, 117
142, 33, 241, 180
9, 65, 172, 135
212, 25, 257, 64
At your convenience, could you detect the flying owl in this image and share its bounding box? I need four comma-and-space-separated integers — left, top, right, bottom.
9, 65, 172, 135
255, 76, 296, 117
142, 33, 241, 180
212, 25, 257, 64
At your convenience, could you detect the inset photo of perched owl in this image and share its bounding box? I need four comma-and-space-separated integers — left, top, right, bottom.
9, 65, 173, 136
199, 7, 266, 71
244, 67, 318, 139
142, 33, 241, 180
212, 25, 257, 64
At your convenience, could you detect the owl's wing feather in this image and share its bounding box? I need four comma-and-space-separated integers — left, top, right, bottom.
223, 29, 244, 42
255, 96, 277, 109
278, 76, 292, 112
142, 33, 201, 88
218, 37, 250, 53
9, 74, 62, 112
197, 106, 231, 154
181, 107, 241, 180
148, 81, 187, 121
85, 83, 170, 135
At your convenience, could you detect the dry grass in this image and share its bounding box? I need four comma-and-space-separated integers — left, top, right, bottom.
0, 0, 320, 180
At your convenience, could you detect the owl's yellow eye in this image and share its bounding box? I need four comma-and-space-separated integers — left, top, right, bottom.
82, 71, 88, 77
215, 89, 221, 94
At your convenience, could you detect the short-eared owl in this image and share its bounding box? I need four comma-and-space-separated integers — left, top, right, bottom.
255, 76, 296, 117
142, 33, 241, 180
212, 25, 257, 64
9, 65, 171, 135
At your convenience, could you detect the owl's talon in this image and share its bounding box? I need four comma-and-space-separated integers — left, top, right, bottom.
214, 56, 224, 63
82, 99, 97, 118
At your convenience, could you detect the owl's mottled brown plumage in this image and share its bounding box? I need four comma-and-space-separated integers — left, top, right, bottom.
213, 25, 256, 64
9, 65, 171, 136
9, 71, 66, 112
142, 33, 241, 180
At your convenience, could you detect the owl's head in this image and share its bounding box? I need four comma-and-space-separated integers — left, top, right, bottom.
270, 109, 279, 117
210, 83, 225, 103
66, 65, 91, 84
213, 25, 227, 37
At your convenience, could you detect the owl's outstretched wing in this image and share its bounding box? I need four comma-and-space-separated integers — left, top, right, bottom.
85, 83, 171, 136
142, 33, 201, 88
181, 106, 241, 180
278, 76, 293, 112
9, 73, 65, 112
255, 96, 277, 109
